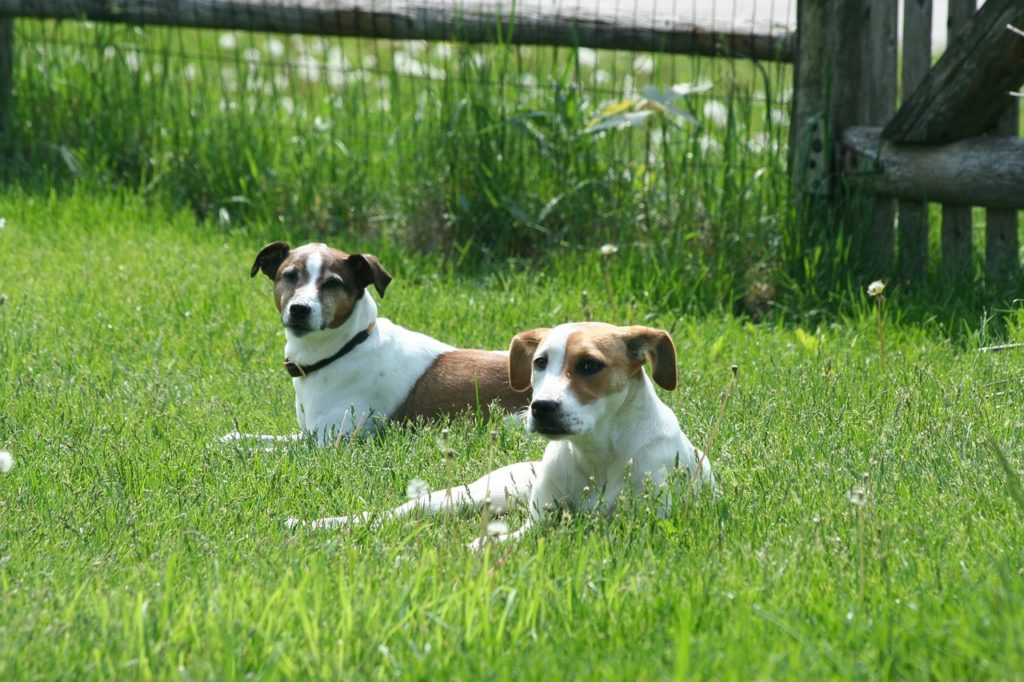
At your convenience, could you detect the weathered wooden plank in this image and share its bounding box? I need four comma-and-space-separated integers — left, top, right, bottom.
831, 0, 897, 274
842, 127, 1024, 211
0, 0, 796, 61
884, 0, 1024, 143
897, 0, 932, 282
937, 0, 976, 279
985, 105, 1020, 285
789, 0, 830, 195
0, 18, 11, 136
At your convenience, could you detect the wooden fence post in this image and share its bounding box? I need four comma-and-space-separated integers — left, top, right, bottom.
985, 103, 1020, 286
941, 0, 976, 279
831, 0, 898, 276
789, 0, 831, 198
898, 0, 932, 283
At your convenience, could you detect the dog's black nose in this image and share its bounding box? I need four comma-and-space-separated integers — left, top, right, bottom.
289, 303, 312, 319
531, 400, 560, 418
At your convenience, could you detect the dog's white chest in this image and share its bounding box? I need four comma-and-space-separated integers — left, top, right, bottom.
291, 318, 453, 441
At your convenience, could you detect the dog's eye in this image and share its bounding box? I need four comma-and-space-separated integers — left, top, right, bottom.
577, 358, 605, 375
321, 275, 344, 289
281, 269, 299, 283
533, 355, 548, 371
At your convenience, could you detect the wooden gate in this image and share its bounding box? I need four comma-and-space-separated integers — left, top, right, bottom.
792, 0, 1024, 285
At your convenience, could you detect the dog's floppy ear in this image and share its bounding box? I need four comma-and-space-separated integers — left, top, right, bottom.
623, 326, 677, 391
508, 328, 550, 392
347, 253, 392, 298
250, 241, 290, 279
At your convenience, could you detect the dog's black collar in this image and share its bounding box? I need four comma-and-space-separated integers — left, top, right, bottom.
284, 325, 374, 378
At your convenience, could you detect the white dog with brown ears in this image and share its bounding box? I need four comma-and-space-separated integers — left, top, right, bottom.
225, 241, 529, 445
289, 322, 715, 544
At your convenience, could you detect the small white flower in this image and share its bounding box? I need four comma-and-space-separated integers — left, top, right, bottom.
313, 116, 332, 133
265, 38, 285, 58
243, 48, 262, 70
486, 520, 509, 537
0, 217, 6, 229
0, 450, 14, 473
297, 54, 321, 82
576, 47, 598, 68
632, 55, 654, 75
406, 478, 430, 499
600, 243, 619, 257
867, 280, 886, 298
218, 207, 230, 227
703, 100, 729, 128
218, 32, 237, 51
124, 50, 141, 73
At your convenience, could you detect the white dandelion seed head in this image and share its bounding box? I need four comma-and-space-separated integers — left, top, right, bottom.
867, 280, 885, 297
218, 32, 237, 51
846, 486, 868, 507
406, 478, 430, 500
600, 243, 619, 257
0, 450, 13, 473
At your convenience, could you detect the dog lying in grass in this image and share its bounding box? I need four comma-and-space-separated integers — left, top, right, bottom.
288, 322, 715, 545
224, 241, 529, 445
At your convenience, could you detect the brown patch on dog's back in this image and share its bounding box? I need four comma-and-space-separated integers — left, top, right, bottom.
391, 350, 530, 422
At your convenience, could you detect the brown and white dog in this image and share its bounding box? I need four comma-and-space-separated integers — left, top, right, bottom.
227, 241, 528, 444
288, 322, 715, 545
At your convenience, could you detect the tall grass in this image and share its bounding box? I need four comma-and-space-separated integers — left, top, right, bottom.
3, 19, 792, 313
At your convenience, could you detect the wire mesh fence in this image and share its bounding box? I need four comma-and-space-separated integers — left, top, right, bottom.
2, 1, 796, 309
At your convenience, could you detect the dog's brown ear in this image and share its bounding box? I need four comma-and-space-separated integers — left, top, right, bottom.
623, 326, 677, 391
251, 241, 290, 279
347, 253, 392, 298
508, 328, 550, 392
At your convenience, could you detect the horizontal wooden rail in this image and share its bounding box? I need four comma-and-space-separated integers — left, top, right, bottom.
0, 0, 795, 61
841, 126, 1024, 211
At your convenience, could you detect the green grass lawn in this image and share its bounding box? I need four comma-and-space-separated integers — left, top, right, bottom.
1, 192, 1022, 679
